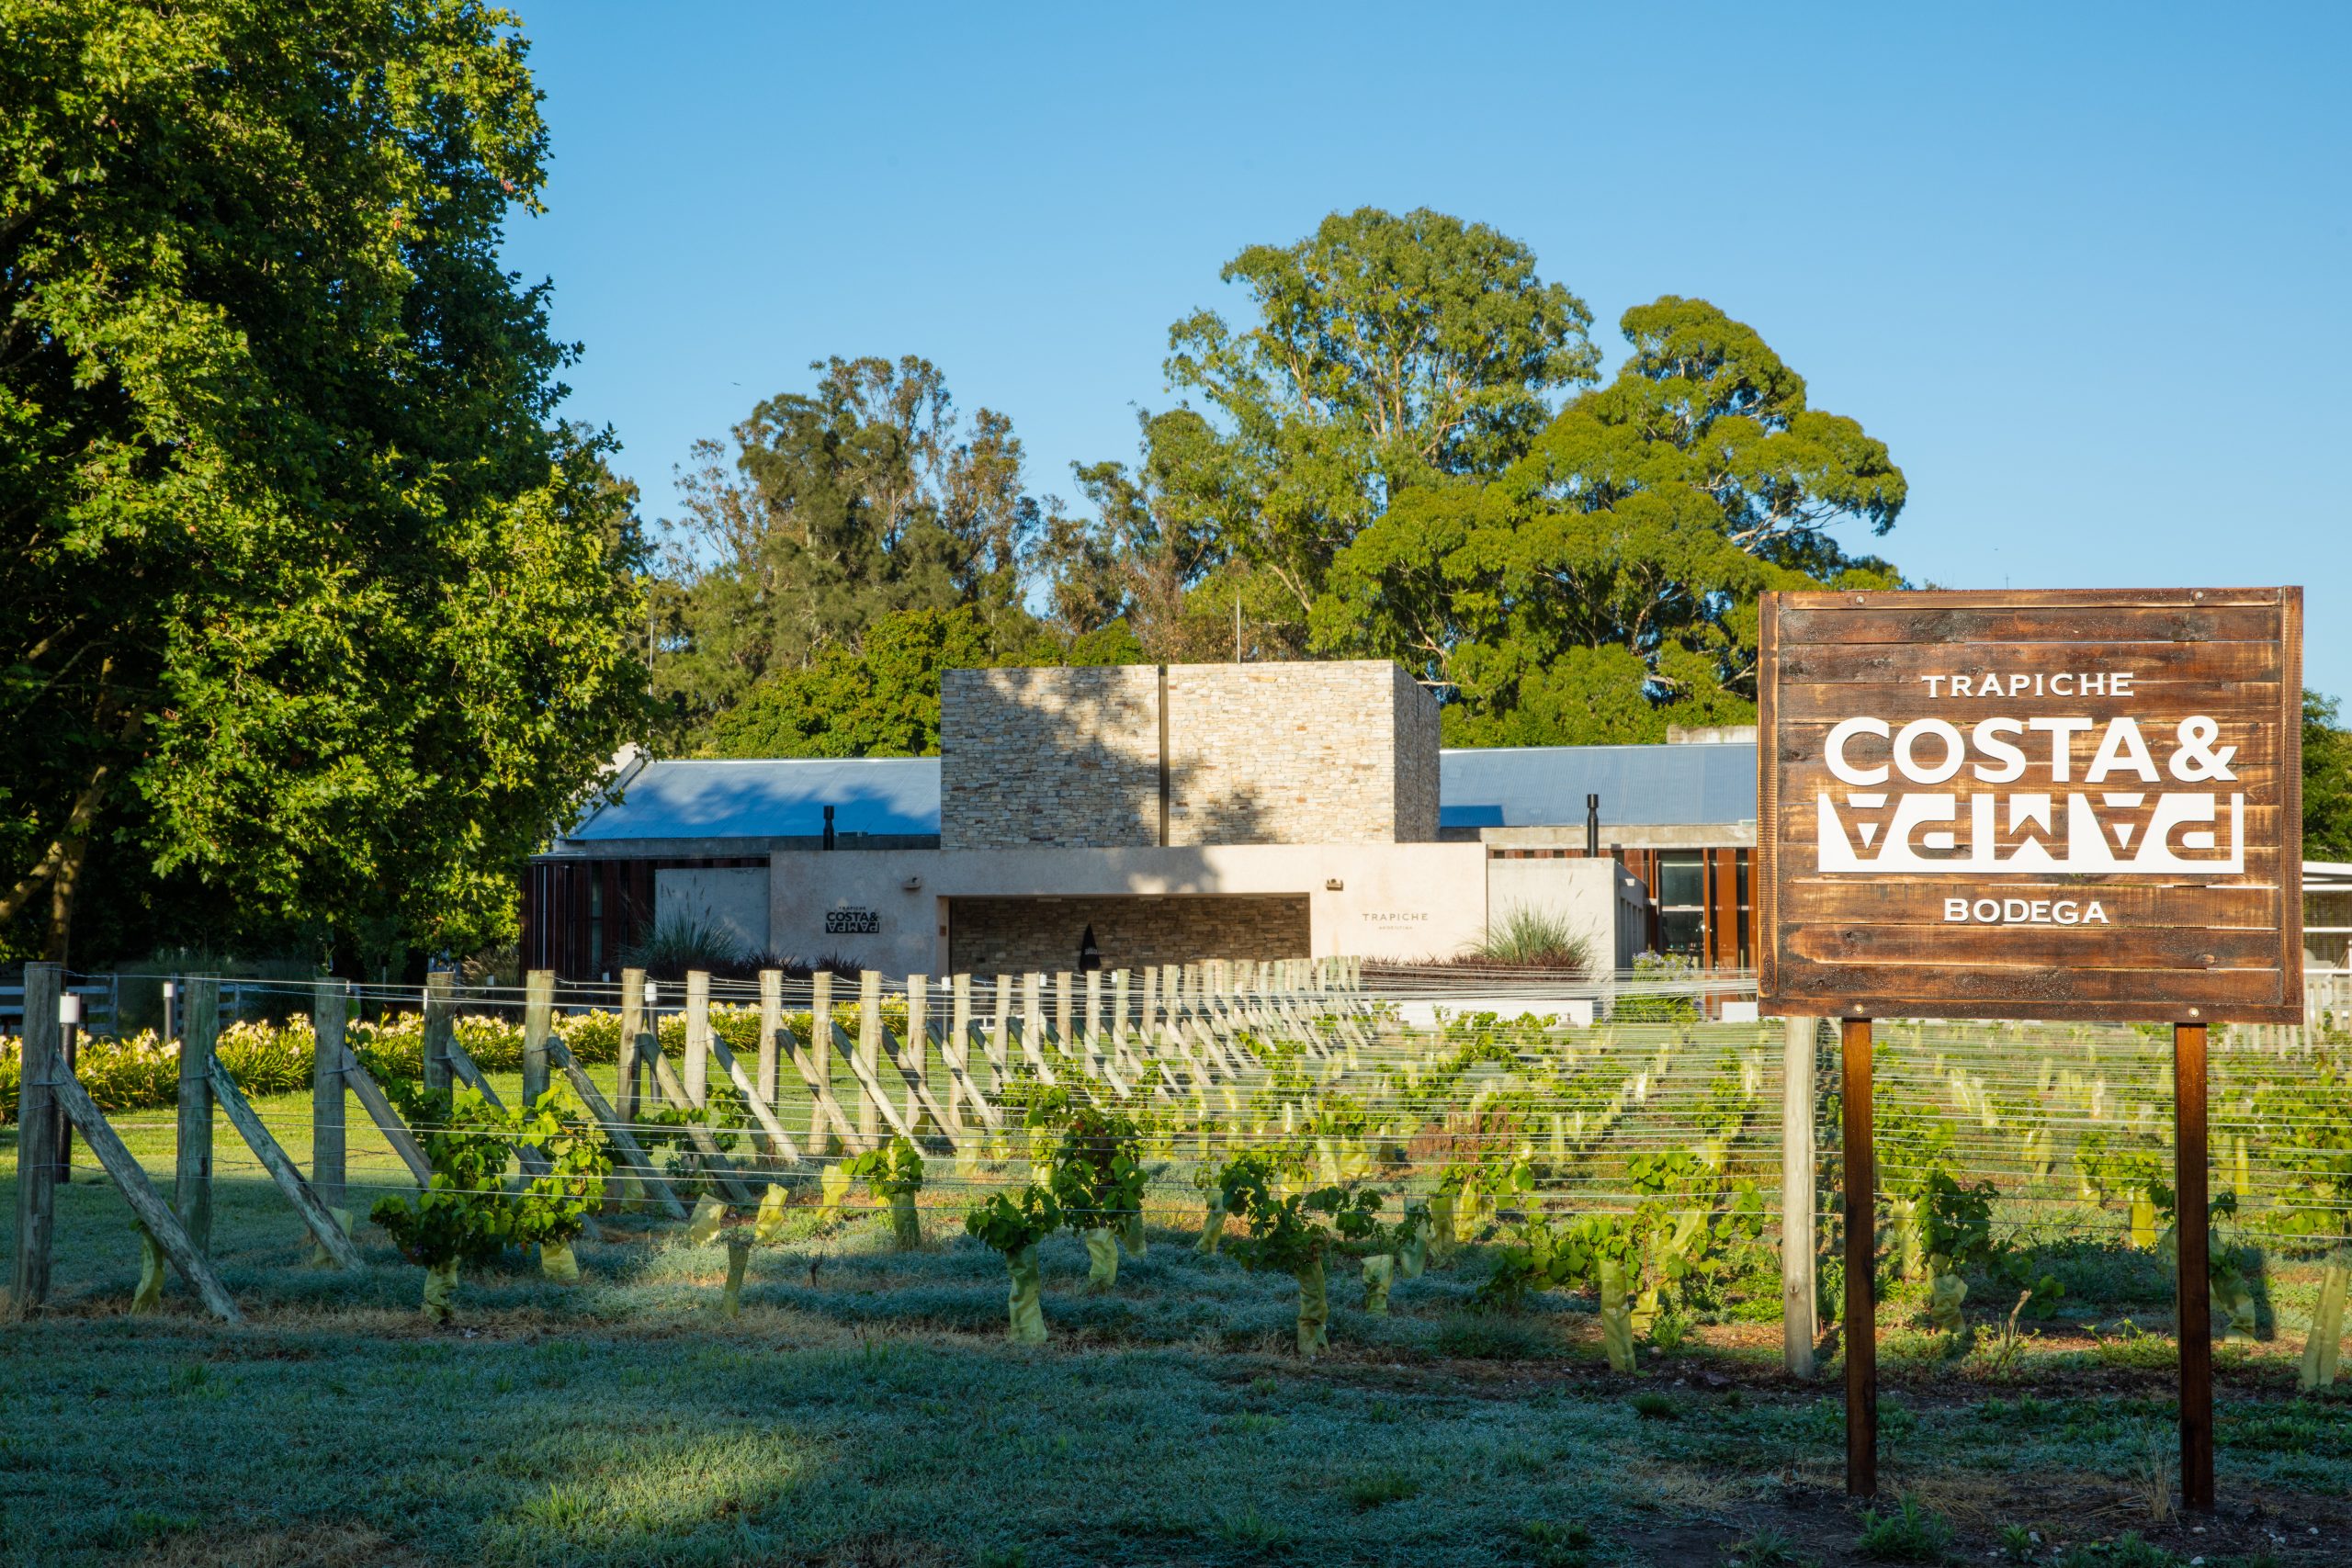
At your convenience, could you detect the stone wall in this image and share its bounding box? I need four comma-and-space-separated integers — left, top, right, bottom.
1390, 663, 1442, 842
940, 660, 1440, 849
947, 894, 1311, 976
939, 666, 1160, 850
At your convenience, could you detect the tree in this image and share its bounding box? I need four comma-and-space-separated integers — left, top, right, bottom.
1314, 297, 1908, 743
701, 605, 1144, 761
0, 0, 649, 964
657, 356, 1046, 738
2309, 691, 2352, 859
1147, 208, 1600, 640
1037, 409, 1248, 660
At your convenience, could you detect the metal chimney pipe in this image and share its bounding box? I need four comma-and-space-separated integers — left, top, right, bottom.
1585, 793, 1600, 857
823, 804, 836, 851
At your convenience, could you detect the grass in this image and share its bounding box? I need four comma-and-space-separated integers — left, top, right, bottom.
8, 1082, 2352, 1566
1461, 903, 1597, 973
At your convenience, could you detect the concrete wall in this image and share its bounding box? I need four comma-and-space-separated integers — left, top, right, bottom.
655, 866, 771, 957
946, 895, 1311, 976
938, 660, 1441, 850
772, 841, 1487, 976
1483, 855, 1650, 974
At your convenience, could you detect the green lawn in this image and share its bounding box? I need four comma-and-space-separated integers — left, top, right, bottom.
4, 1086, 2352, 1568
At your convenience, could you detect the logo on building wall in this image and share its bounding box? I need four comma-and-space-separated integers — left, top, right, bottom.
825, 908, 881, 935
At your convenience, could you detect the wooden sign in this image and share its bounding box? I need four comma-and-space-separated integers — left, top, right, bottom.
1757, 587, 2304, 1022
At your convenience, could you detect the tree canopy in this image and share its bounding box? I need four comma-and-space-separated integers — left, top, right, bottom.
2308, 691, 2352, 860
1314, 296, 1908, 743
655, 355, 1049, 739
701, 605, 1143, 761
0, 0, 648, 964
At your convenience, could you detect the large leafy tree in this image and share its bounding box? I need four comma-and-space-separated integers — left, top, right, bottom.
1315, 297, 1908, 743
1136, 208, 1600, 648
658, 355, 1044, 736
2309, 691, 2352, 860
701, 606, 1144, 761
0, 0, 649, 964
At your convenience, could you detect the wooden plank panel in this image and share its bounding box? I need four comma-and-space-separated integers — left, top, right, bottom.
1775, 638, 2281, 685
1778, 603, 2279, 647
1773, 680, 2280, 725
1779, 878, 2280, 929
1781, 921, 2281, 972
1758, 587, 2303, 1023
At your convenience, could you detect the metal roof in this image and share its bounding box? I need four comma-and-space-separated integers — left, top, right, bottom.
1437, 743, 1758, 829
564, 743, 1765, 841
564, 756, 943, 842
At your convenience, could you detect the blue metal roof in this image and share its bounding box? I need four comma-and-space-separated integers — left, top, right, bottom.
563, 743, 1758, 841
1437, 743, 1757, 829
566, 756, 943, 841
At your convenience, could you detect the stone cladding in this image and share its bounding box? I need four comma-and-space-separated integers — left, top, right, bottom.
946, 894, 1310, 976
939, 660, 1439, 849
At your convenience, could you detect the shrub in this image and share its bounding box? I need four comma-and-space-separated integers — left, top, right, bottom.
1463, 904, 1595, 974
1854, 1495, 1953, 1562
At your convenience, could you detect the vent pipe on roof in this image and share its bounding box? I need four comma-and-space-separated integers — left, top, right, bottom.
1586, 794, 1600, 857
823, 804, 835, 851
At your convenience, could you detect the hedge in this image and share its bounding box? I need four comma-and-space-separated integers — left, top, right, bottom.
0, 1003, 910, 1122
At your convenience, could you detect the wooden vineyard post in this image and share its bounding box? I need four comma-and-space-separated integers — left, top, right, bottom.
947, 974, 973, 1132
757, 969, 783, 1109
684, 969, 711, 1108
1112, 969, 1130, 1054
1084, 970, 1102, 1062
1055, 971, 1073, 1054
2177, 1021, 2214, 1512
178, 975, 220, 1258
813, 971, 837, 1146
903, 975, 929, 1133
988, 975, 1011, 1091
1782, 1013, 1819, 1379
51, 1066, 242, 1322
1841, 1016, 1877, 1498
9, 961, 62, 1311
617, 966, 647, 1128
422, 969, 455, 1093
522, 969, 554, 1110
312, 977, 348, 1217
857, 969, 881, 1144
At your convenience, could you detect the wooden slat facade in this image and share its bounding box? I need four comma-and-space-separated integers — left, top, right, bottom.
523, 856, 766, 980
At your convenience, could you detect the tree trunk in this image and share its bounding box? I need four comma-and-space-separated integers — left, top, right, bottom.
43, 818, 90, 964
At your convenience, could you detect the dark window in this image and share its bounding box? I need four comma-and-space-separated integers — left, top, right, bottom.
1659, 908, 1705, 957
1656, 852, 1706, 958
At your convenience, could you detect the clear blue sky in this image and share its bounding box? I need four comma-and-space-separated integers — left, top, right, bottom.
498, 2, 2351, 698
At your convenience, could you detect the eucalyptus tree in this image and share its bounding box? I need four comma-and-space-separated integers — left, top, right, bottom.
658, 355, 1046, 735
1314, 296, 1909, 743
1135, 208, 1600, 648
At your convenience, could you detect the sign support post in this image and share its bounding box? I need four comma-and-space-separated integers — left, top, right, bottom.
2175, 1019, 2213, 1511
1840, 1015, 1877, 1498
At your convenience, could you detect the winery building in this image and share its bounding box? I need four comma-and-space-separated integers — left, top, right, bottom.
522, 659, 1763, 979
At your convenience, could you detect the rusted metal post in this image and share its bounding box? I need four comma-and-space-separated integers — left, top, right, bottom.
1841, 1015, 1876, 1499
2177, 1021, 2214, 1511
